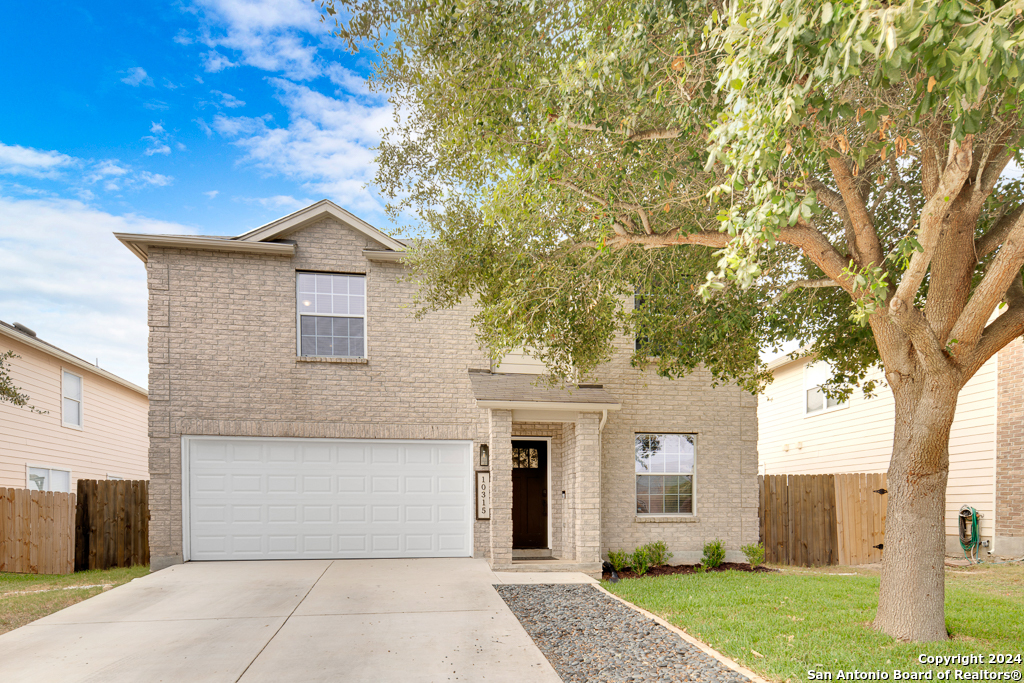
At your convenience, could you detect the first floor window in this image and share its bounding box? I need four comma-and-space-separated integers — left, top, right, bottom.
62, 369, 83, 428
297, 272, 366, 357
635, 433, 694, 514
28, 467, 71, 493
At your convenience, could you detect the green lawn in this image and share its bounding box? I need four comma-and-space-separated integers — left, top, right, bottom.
0, 565, 149, 635
604, 563, 1024, 683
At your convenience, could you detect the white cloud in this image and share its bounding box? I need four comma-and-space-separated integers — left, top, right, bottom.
1, 142, 171, 193
0, 142, 74, 178
193, 0, 326, 80
204, 190, 219, 198
150, 122, 166, 135
239, 194, 309, 210
143, 142, 172, 156
211, 90, 246, 108
203, 50, 237, 72
0, 195, 199, 387
121, 67, 153, 87
213, 79, 390, 214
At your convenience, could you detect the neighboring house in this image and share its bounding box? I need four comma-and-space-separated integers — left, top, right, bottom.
0, 320, 149, 492
115, 200, 759, 575
758, 341, 1024, 559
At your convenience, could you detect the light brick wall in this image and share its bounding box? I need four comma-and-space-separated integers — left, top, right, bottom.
146, 217, 492, 568
996, 336, 1024, 557
596, 331, 760, 564
146, 216, 758, 568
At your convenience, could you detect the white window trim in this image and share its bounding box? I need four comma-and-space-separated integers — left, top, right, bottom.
803, 361, 849, 417
61, 368, 84, 430
295, 271, 368, 359
26, 464, 73, 493
634, 432, 697, 517
107, 474, 124, 481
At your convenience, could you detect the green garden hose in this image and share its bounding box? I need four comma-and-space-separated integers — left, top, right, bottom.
959, 505, 981, 563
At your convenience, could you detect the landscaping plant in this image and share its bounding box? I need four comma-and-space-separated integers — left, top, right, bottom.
741, 542, 765, 568
643, 541, 673, 567
607, 550, 629, 573
630, 546, 652, 576
702, 539, 726, 569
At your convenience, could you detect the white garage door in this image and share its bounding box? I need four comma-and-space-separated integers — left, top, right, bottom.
185, 437, 473, 561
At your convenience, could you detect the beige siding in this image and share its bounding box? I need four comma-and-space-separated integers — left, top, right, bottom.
0, 336, 149, 489
758, 356, 997, 541
495, 348, 546, 375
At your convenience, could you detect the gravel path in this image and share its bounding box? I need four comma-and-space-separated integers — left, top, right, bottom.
495, 584, 752, 683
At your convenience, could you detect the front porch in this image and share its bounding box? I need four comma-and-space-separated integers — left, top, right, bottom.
469, 370, 621, 578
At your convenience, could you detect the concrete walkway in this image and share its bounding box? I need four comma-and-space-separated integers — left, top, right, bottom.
0, 559, 596, 683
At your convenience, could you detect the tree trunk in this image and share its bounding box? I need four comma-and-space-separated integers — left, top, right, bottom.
874, 375, 958, 642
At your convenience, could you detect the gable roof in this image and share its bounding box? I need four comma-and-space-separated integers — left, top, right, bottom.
0, 320, 147, 397
116, 200, 406, 262
234, 199, 406, 251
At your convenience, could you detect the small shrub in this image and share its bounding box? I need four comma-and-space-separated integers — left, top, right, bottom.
702, 539, 726, 569
643, 540, 673, 567
607, 549, 629, 573
741, 542, 765, 568
630, 546, 651, 576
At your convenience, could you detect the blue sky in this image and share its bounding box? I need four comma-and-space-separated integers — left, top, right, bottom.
0, 0, 396, 388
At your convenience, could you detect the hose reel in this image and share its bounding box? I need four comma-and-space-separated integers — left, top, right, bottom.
959, 505, 982, 564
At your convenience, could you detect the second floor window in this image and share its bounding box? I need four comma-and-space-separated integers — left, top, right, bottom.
804, 360, 845, 415
297, 272, 366, 358
62, 370, 83, 428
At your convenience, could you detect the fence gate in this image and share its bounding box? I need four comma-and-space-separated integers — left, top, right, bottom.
75, 479, 150, 571
0, 487, 76, 575
759, 473, 888, 566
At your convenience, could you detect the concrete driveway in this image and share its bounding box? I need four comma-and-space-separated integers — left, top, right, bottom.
0, 559, 593, 683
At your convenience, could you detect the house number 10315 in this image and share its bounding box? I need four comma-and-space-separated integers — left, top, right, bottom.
477, 472, 490, 520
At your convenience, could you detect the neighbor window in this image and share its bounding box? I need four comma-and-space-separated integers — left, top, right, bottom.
635, 433, 694, 515
297, 272, 366, 357
804, 361, 845, 415
62, 370, 83, 428
28, 467, 71, 493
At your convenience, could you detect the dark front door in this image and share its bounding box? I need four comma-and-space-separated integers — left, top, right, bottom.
512, 440, 548, 549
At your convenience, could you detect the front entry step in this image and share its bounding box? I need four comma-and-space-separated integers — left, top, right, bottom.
492, 559, 603, 579
512, 548, 553, 559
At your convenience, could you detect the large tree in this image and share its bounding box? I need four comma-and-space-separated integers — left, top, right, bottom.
318, 0, 1024, 641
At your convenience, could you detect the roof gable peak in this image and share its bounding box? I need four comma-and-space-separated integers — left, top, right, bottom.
235, 199, 405, 252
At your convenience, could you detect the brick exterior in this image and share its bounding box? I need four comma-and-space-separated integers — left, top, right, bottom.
145, 214, 758, 569
996, 336, 1024, 557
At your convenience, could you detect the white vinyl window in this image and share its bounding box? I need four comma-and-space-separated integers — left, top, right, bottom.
804, 361, 846, 415
297, 272, 366, 358
107, 475, 124, 481
635, 433, 695, 515
62, 369, 83, 428
28, 467, 71, 493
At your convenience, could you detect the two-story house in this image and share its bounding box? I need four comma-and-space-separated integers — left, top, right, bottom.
1, 320, 149, 490
116, 200, 759, 574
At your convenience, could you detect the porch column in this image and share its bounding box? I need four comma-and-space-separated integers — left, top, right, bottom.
488, 409, 513, 567
573, 412, 602, 563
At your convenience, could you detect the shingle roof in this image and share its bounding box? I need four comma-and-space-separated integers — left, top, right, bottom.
468, 370, 620, 407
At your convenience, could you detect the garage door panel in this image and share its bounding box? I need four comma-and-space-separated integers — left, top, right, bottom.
187, 438, 472, 560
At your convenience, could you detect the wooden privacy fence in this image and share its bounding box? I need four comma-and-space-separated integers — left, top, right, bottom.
0, 487, 76, 574
75, 479, 150, 571
759, 473, 888, 566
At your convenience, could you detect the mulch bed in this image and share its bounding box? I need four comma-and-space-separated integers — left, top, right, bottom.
602, 562, 777, 581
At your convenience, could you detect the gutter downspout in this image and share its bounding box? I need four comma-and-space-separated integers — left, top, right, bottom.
599, 409, 608, 434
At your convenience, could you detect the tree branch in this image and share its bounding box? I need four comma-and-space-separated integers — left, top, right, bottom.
772, 278, 839, 303
949, 208, 1024, 357
962, 288, 1024, 379
976, 204, 1024, 258
828, 157, 883, 266
810, 177, 858, 261
562, 120, 681, 141
890, 136, 974, 313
